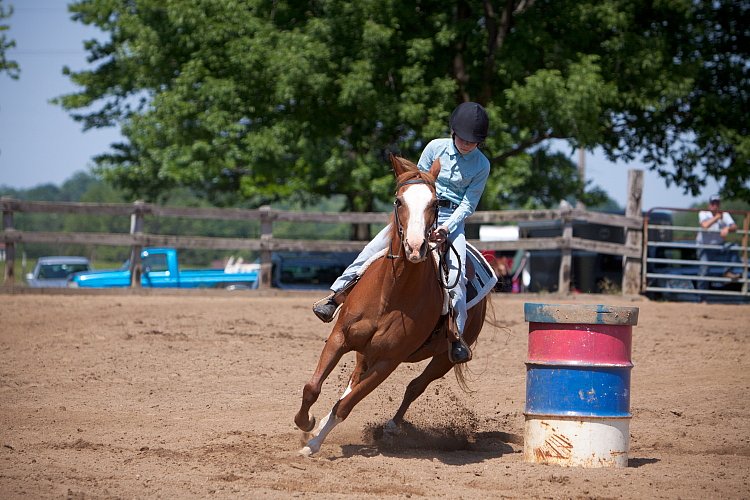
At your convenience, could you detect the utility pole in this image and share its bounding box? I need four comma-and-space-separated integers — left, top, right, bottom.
577, 148, 586, 209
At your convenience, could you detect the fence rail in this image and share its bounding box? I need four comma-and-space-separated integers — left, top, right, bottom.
2, 178, 644, 293
642, 207, 749, 301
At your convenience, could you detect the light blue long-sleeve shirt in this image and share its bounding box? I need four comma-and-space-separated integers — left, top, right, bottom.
417, 137, 491, 234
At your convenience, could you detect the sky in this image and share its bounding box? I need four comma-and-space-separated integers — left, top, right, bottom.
0, 1, 721, 210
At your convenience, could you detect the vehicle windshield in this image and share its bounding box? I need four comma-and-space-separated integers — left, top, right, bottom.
37, 263, 90, 279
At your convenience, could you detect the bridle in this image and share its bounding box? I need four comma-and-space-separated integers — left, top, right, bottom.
387, 176, 438, 260
386, 176, 460, 289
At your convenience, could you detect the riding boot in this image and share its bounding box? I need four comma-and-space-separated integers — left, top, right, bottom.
312, 294, 339, 323
312, 281, 356, 323
449, 335, 472, 364
445, 309, 472, 364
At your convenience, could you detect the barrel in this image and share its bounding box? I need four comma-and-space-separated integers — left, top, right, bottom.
523, 303, 639, 468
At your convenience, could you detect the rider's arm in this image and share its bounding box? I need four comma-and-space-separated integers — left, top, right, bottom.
442, 165, 490, 234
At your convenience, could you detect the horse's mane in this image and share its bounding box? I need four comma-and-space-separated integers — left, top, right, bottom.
394, 157, 437, 187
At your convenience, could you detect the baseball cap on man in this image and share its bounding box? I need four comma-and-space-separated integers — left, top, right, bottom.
709, 194, 721, 203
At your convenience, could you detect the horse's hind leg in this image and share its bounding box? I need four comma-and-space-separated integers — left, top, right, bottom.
294, 328, 348, 433
390, 354, 453, 427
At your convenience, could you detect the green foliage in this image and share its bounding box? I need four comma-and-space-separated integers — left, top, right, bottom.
0, 0, 19, 80
55, 0, 749, 215
0, 174, 361, 265
481, 147, 608, 210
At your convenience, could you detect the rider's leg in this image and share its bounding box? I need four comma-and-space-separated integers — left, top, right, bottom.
442, 218, 471, 364
313, 224, 392, 322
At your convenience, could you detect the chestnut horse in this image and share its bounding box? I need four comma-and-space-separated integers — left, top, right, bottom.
294, 154, 490, 456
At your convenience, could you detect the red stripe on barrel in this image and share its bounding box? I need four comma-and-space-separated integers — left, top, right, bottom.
528, 322, 632, 366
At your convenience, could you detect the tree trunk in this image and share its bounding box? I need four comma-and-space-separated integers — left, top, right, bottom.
349, 196, 374, 241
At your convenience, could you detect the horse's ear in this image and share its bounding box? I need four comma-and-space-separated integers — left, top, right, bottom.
429, 158, 441, 179
389, 153, 406, 177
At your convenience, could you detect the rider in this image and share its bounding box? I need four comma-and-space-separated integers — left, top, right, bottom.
312, 102, 491, 364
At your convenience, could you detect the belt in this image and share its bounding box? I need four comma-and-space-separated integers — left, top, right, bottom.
437, 198, 459, 210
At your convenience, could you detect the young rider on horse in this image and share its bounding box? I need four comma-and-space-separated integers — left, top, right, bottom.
313, 102, 491, 364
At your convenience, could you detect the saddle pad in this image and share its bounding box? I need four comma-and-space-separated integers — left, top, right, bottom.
465, 242, 498, 309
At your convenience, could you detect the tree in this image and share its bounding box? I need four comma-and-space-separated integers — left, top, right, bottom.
0, 0, 18, 80
56, 0, 748, 224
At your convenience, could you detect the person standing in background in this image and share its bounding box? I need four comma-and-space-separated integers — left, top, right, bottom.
696, 194, 741, 291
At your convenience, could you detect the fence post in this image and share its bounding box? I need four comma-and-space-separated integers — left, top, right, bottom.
258, 205, 273, 289
129, 201, 145, 288
2, 197, 15, 285
742, 215, 749, 294
558, 208, 573, 294
622, 170, 643, 295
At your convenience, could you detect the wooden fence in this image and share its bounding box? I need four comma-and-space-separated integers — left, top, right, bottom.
1, 171, 644, 293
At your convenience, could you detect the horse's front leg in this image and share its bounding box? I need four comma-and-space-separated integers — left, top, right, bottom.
300, 400, 343, 457
294, 328, 348, 433
301, 356, 398, 456
300, 353, 364, 446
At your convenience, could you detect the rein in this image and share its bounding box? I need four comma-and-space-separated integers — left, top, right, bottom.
437, 242, 461, 290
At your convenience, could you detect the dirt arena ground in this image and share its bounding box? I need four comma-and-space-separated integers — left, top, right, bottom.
1, 290, 748, 499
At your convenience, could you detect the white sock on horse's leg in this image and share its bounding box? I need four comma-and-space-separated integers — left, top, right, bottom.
300, 407, 342, 457
339, 380, 353, 400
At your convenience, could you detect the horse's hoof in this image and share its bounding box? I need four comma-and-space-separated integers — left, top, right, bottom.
295, 414, 316, 433
299, 445, 315, 457
383, 419, 405, 438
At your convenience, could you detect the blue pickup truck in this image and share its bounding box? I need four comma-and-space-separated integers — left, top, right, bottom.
68, 247, 259, 289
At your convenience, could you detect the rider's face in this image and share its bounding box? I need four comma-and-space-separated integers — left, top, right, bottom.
453, 133, 478, 155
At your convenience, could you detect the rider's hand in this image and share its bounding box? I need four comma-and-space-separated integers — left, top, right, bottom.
430, 225, 449, 244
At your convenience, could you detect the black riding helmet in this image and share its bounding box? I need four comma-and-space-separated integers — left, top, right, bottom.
450, 102, 489, 143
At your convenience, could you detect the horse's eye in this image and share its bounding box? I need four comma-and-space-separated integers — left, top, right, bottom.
394, 198, 403, 207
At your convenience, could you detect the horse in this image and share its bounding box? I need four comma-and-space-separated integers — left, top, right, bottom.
294, 154, 491, 456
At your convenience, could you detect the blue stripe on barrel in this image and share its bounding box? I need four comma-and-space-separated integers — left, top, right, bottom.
525, 364, 631, 418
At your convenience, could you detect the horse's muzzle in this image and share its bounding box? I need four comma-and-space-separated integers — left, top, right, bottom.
405, 239, 429, 263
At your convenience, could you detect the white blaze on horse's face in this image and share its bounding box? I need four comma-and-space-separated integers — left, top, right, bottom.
402, 183, 434, 263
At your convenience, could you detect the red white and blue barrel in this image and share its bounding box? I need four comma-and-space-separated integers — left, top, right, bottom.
523, 303, 639, 468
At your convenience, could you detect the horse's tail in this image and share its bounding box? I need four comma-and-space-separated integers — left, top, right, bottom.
453, 295, 504, 393
481, 293, 503, 330
453, 363, 474, 393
